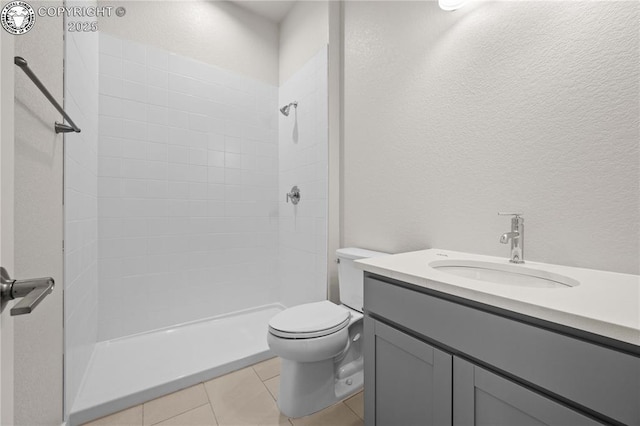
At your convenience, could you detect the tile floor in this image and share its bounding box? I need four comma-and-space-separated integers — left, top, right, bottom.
84, 358, 364, 426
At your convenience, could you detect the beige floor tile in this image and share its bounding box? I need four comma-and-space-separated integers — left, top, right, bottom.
252, 357, 281, 381
154, 404, 218, 426
344, 391, 364, 420
83, 405, 143, 426
290, 402, 363, 426
263, 375, 280, 400
204, 367, 289, 426
143, 384, 210, 426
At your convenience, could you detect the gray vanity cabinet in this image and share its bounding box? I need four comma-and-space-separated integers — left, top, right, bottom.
363, 274, 640, 426
453, 357, 600, 426
364, 316, 452, 426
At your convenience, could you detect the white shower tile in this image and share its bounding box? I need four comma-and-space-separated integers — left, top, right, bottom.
167, 182, 189, 199
122, 100, 147, 122
147, 86, 168, 107
99, 116, 123, 138
225, 153, 242, 169
147, 46, 168, 70
147, 142, 168, 162
188, 183, 207, 200
146, 162, 167, 181
188, 165, 208, 183
122, 80, 147, 103
98, 157, 121, 177
169, 109, 189, 129
168, 164, 190, 182
187, 130, 208, 150
168, 73, 193, 95
188, 113, 209, 132
224, 120, 243, 137
206, 151, 224, 168
147, 105, 169, 125
147, 124, 169, 144
99, 33, 121, 57
189, 148, 207, 166
99, 74, 123, 97
208, 133, 225, 152
168, 145, 188, 164
146, 180, 167, 199
168, 53, 195, 77
122, 179, 147, 198
100, 53, 122, 78
121, 159, 147, 179
124, 60, 147, 84
98, 177, 121, 198
241, 155, 257, 171
224, 136, 242, 153
122, 40, 146, 65
99, 95, 122, 118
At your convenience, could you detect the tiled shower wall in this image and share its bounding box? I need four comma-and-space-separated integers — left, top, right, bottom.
278, 48, 329, 307
97, 34, 279, 340
64, 6, 99, 412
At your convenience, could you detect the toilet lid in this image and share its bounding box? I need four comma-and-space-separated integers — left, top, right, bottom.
269, 301, 350, 339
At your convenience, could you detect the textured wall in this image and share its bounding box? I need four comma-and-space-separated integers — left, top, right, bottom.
96, 34, 279, 340
13, 1, 64, 423
64, 0, 99, 416
99, 1, 279, 86
279, 48, 329, 307
279, 1, 328, 85
343, 1, 639, 274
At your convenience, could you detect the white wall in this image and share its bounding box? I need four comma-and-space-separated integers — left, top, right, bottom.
97, 34, 279, 340
64, 0, 99, 415
343, 1, 639, 275
279, 1, 328, 85
278, 48, 328, 307
99, 1, 279, 86
13, 1, 64, 423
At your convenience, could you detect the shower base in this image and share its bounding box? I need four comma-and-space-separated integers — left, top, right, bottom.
69, 304, 283, 426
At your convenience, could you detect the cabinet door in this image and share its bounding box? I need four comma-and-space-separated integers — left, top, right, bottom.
364, 317, 452, 426
453, 357, 602, 426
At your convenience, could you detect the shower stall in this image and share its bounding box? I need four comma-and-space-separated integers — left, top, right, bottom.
63, 2, 330, 424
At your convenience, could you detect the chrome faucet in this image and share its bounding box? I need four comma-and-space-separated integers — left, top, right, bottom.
498, 213, 524, 264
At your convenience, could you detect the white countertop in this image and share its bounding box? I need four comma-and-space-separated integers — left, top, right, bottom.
355, 249, 640, 347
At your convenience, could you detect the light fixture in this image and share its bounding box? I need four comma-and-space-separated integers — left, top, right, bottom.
438, 0, 466, 11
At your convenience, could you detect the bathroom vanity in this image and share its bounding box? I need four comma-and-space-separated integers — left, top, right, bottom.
357, 250, 640, 426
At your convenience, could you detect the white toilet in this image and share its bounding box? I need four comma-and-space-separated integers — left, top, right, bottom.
267, 248, 389, 418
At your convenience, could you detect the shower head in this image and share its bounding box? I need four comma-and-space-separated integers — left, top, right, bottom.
280, 101, 298, 116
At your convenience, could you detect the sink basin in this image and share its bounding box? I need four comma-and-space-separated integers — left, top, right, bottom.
429, 260, 579, 288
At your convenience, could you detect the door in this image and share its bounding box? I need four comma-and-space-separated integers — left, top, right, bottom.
364, 316, 452, 426
1, 9, 64, 425
1, 28, 16, 426
453, 357, 602, 426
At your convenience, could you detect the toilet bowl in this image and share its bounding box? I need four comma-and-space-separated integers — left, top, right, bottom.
267, 248, 388, 418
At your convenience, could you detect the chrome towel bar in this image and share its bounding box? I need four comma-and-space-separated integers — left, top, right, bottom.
14, 56, 81, 134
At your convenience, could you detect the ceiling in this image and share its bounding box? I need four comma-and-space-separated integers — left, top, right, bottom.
229, 1, 297, 24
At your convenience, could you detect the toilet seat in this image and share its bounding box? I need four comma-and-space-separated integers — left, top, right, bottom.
269, 301, 350, 339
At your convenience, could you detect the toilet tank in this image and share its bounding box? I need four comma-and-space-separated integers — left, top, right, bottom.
336, 248, 389, 312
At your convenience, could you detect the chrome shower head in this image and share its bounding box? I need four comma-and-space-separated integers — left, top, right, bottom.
280, 101, 298, 116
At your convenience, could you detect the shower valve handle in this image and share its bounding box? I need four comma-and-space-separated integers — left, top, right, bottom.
286, 186, 301, 205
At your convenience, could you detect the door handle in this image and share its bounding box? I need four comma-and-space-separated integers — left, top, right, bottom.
0, 267, 54, 316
